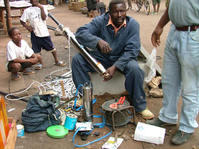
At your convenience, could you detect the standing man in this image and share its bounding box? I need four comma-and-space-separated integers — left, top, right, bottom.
72, 0, 154, 120
147, 0, 199, 145
86, 0, 97, 14
126, 0, 132, 10
152, 0, 161, 14
20, 0, 66, 67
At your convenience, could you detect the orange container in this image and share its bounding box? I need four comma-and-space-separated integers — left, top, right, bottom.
0, 111, 6, 149
0, 96, 9, 137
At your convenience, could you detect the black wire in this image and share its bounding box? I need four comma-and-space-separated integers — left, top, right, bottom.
0, 91, 28, 102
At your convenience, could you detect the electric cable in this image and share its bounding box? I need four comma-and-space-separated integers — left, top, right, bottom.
72, 119, 112, 148
0, 91, 28, 102
5, 81, 45, 101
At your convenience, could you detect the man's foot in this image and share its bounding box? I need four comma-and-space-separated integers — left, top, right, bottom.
65, 45, 69, 49
152, 12, 158, 15
54, 61, 66, 67
146, 118, 176, 127
139, 109, 154, 120
11, 73, 21, 81
33, 64, 42, 70
128, 7, 133, 10
171, 130, 192, 145
23, 68, 35, 75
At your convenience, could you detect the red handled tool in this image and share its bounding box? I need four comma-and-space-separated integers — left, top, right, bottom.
117, 96, 125, 105
109, 96, 126, 109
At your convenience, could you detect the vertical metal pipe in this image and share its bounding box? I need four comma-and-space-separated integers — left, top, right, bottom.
82, 83, 93, 121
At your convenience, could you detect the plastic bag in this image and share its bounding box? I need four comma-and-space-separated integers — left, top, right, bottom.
144, 48, 157, 83
22, 94, 61, 132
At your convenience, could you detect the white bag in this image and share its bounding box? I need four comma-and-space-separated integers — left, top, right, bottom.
144, 48, 157, 83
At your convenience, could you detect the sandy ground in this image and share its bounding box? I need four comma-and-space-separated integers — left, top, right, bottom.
0, 0, 199, 149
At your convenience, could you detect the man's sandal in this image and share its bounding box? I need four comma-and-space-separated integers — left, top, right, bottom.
23, 68, 35, 75
34, 64, 42, 70
54, 61, 66, 67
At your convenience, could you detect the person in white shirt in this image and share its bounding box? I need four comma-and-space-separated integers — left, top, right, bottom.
20, 0, 65, 67
7, 27, 42, 80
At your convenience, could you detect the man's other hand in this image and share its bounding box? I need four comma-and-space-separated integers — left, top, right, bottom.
98, 39, 112, 54
151, 26, 163, 47
26, 26, 33, 32
103, 65, 116, 81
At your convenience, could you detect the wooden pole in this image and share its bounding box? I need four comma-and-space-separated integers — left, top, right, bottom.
3, 0, 12, 32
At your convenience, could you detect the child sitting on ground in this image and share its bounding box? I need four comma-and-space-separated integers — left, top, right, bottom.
6, 27, 43, 80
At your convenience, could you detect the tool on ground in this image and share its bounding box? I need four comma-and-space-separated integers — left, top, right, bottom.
109, 96, 126, 109
82, 83, 93, 121
59, 80, 66, 97
117, 96, 125, 105
102, 99, 136, 130
48, 13, 110, 78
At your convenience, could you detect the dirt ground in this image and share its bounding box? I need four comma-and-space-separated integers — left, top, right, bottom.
0, 0, 199, 149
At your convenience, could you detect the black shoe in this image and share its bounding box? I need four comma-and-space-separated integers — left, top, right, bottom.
146, 118, 176, 127
171, 130, 192, 145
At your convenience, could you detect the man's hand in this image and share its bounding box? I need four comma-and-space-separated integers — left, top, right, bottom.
103, 65, 116, 81
151, 26, 163, 47
26, 26, 33, 32
27, 58, 38, 64
35, 3, 43, 9
27, 54, 38, 64
97, 39, 112, 54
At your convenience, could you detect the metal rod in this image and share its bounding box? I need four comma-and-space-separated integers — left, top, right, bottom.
48, 13, 64, 31
47, 25, 56, 31
48, 13, 108, 76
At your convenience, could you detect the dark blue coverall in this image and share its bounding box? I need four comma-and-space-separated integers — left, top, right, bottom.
72, 13, 146, 112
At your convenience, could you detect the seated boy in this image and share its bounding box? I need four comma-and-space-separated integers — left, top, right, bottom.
6, 27, 42, 80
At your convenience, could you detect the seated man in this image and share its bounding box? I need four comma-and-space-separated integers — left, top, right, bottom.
72, 0, 154, 119
7, 27, 42, 80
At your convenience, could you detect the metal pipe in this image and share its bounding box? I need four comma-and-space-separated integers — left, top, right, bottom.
48, 13, 64, 30
47, 25, 56, 31
48, 13, 108, 76
82, 83, 93, 121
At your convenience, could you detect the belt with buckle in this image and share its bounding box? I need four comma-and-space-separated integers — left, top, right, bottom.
176, 25, 199, 31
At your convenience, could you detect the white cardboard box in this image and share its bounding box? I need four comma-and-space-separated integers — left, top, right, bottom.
134, 122, 166, 144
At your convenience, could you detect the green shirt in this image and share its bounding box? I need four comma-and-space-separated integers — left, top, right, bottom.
168, 0, 199, 27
